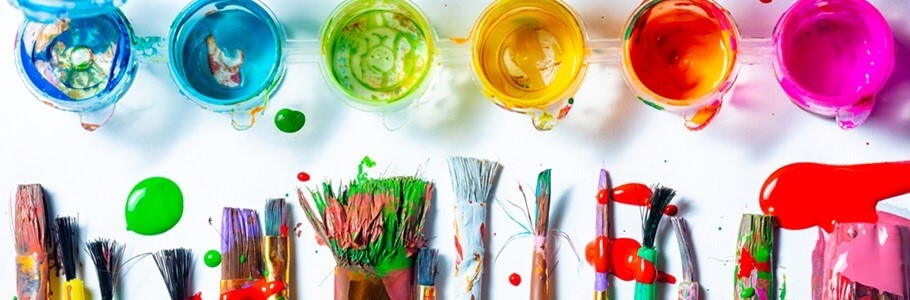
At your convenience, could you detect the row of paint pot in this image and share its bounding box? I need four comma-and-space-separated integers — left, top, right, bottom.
10, 0, 895, 131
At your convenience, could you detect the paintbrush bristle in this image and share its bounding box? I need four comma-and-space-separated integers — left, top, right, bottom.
416, 248, 439, 286
265, 198, 288, 237
448, 157, 502, 205
86, 239, 124, 300
153, 248, 193, 300
15, 184, 49, 254
670, 217, 696, 282
221, 207, 263, 280
55, 216, 80, 281
642, 186, 676, 248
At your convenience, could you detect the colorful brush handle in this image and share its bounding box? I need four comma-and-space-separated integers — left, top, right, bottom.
634, 247, 658, 300
264, 236, 290, 300
678, 281, 699, 300
219, 279, 285, 300
16, 252, 49, 300
63, 279, 86, 300
454, 200, 486, 300
531, 235, 549, 300
734, 214, 775, 300
418, 285, 437, 300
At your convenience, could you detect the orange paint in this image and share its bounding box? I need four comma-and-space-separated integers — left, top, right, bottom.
611, 183, 652, 206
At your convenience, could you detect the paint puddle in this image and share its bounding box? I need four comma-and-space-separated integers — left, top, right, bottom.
125, 177, 184, 235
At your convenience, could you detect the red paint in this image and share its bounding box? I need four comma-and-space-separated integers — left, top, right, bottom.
605, 237, 674, 284
454, 235, 464, 259
280, 224, 288, 237
759, 162, 910, 232
612, 183, 652, 206
509, 273, 522, 286
596, 188, 610, 204
658, 273, 677, 284
315, 236, 326, 246
736, 247, 771, 279
297, 172, 311, 182
219, 279, 285, 300
585, 236, 610, 272
663, 204, 678, 216
187, 292, 202, 300
480, 223, 486, 238
760, 0, 771, 3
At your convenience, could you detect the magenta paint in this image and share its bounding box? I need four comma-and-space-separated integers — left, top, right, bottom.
772, 0, 894, 130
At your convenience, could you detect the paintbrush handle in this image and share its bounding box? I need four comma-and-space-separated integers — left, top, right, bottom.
454, 201, 486, 300
418, 285, 437, 300
63, 279, 86, 300
734, 214, 775, 300
634, 248, 658, 300
678, 281, 699, 300
264, 236, 290, 300
530, 235, 549, 300
16, 252, 49, 300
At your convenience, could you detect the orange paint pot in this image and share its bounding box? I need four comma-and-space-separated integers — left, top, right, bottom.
621, 0, 740, 130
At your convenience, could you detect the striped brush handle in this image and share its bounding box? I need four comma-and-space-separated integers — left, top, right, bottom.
678, 281, 699, 300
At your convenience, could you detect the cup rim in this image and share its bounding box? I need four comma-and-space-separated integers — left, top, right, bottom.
468, 0, 589, 111
620, 0, 740, 112
771, 0, 895, 115
318, 0, 438, 113
167, 0, 287, 114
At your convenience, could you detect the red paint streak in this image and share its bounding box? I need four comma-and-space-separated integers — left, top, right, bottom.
759, 162, 910, 232
663, 204, 678, 216
187, 292, 202, 300
280, 224, 288, 237
480, 223, 486, 239
315, 236, 326, 246
612, 183, 652, 206
596, 188, 610, 204
658, 273, 676, 284
509, 273, 522, 286
454, 235, 464, 260
219, 279, 285, 300
297, 172, 311, 182
585, 236, 610, 273
594, 237, 675, 284
760, 0, 771, 3
736, 247, 771, 279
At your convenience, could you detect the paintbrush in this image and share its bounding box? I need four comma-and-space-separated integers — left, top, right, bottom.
530, 169, 552, 300
15, 184, 51, 300
416, 248, 439, 300
221, 207, 264, 294
593, 169, 612, 300
670, 217, 698, 300
734, 214, 775, 300
55, 216, 85, 300
298, 176, 434, 300
447, 156, 502, 300
264, 198, 290, 300
634, 186, 676, 300
85, 239, 124, 300
153, 248, 194, 300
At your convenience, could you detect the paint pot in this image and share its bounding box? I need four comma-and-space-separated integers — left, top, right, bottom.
12, 0, 136, 131
772, 0, 894, 130
169, 0, 286, 130
320, 0, 437, 130
621, 0, 739, 131
469, 0, 588, 131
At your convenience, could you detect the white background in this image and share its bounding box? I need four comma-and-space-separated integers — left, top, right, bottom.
1, 0, 910, 299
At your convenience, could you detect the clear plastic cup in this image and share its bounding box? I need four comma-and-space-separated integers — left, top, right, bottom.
772, 0, 895, 130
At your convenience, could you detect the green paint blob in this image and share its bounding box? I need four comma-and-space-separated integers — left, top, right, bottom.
125, 177, 184, 235
780, 274, 788, 299
754, 247, 771, 262
264, 269, 270, 277
240, 254, 247, 263
718, 226, 723, 231
356, 156, 377, 181
274, 108, 306, 133
740, 287, 755, 298
204, 250, 222, 268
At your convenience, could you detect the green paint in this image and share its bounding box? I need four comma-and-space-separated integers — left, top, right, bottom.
780, 274, 787, 299
264, 269, 270, 277
568, 98, 575, 105
754, 247, 770, 262
356, 156, 377, 181
718, 226, 722, 231
638, 97, 665, 110
757, 271, 773, 281
125, 177, 184, 235
740, 287, 755, 298
203, 250, 222, 268
274, 108, 306, 133
240, 254, 247, 263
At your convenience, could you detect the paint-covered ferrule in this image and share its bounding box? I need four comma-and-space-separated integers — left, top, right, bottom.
417, 285, 437, 300
63, 279, 86, 300
734, 214, 775, 300
220, 279, 258, 294
264, 236, 290, 300
634, 247, 658, 300
678, 281, 699, 300
454, 200, 487, 300
16, 252, 49, 300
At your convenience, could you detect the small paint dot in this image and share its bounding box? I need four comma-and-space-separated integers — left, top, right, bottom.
718, 226, 723, 231
297, 172, 311, 182
568, 98, 575, 105
509, 273, 522, 286
281, 224, 289, 237
663, 204, 678, 216
595, 189, 609, 204
264, 269, 270, 277
240, 254, 247, 263
866, 142, 870, 146
759, 0, 771, 3
204, 250, 222, 268
663, 160, 668, 163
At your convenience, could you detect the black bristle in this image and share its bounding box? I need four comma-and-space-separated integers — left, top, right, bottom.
265, 198, 288, 237
416, 248, 439, 286
86, 239, 124, 300
153, 248, 194, 300
55, 216, 79, 281
642, 186, 676, 248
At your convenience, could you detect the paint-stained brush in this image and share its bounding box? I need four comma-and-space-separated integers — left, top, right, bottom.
448, 157, 502, 300
221, 208, 263, 292
671, 217, 698, 300
530, 169, 552, 300
416, 248, 439, 300
15, 184, 51, 300
55, 216, 85, 300
86, 239, 124, 300
593, 169, 612, 300
634, 186, 676, 300
153, 248, 194, 300
734, 214, 775, 300
264, 198, 291, 300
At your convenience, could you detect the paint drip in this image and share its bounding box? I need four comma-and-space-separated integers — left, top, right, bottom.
219, 279, 285, 300
125, 177, 184, 235
204, 250, 222, 268
584, 237, 675, 284
274, 108, 306, 133
760, 162, 910, 232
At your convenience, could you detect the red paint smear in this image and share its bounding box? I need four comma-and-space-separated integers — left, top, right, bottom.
596, 189, 610, 204
315, 236, 326, 246
658, 273, 676, 284
759, 162, 910, 232
760, 0, 771, 3
612, 183, 652, 206
582, 237, 675, 284
585, 236, 610, 273
454, 235, 464, 260
663, 204, 678, 216
480, 223, 486, 239
509, 273, 522, 286
187, 292, 202, 300
297, 172, 311, 182
280, 224, 288, 237
737, 247, 771, 279
220, 279, 285, 300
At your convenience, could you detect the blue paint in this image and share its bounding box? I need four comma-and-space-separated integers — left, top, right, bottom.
9, 0, 126, 23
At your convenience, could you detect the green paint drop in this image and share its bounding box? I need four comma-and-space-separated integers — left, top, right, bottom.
356, 156, 377, 181
718, 226, 722, 231
780, 274, 788, 299
754, 247, 771, 262
240, 254, 247, 263
204, 250, 222, 268
740, 287, 755, 298
264, 269, 270, 277
125, 177, 183, 235
274, 108, 306, 133
568, 98, 575, 105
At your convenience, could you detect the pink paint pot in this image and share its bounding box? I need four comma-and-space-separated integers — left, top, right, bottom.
772, 0, 894, 130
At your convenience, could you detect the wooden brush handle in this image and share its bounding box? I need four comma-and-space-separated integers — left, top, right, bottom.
16, 252, 49, 300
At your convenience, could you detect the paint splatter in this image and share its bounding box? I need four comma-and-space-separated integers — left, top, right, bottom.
663, 204, 678, 216
780, 274, 787, 299
585, 237, 675, 284
125, 177, 184, 235
595, 188, 609, 204
297, 172, 311, 182
759, 162, 910, 232
219, 279, 285, 299
204, 250, 222, 268
280, 224, 289, 237
611, 183, 652, 206
274, 108, 306, 133
240, 254, 247, 264
718, 226, 722, 231
509, 273, 522, 286
356, 156, 377, 181
584, 236, 609, 272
